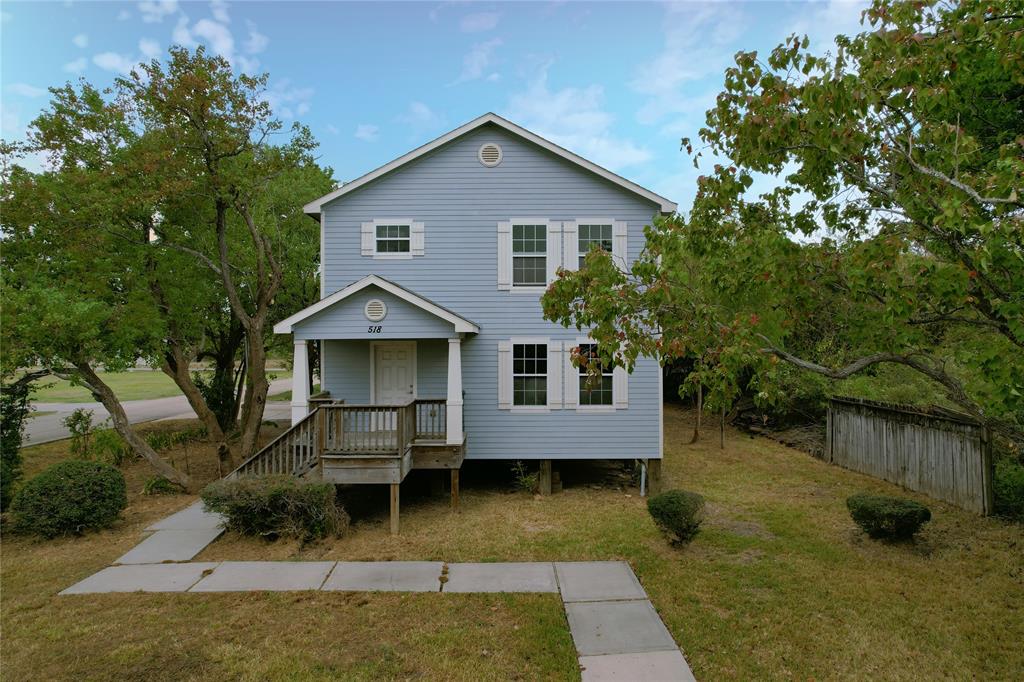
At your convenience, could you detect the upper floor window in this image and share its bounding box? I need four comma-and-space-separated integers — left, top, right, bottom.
577, 224, 613, 268
512, 224, 546, 287
577, 343, 613, 406
361, 220, 425, 259
513, 342, 547, 406
376, 224, 410, 254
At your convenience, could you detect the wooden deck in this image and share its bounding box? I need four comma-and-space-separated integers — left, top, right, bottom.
228, 397, 465, 534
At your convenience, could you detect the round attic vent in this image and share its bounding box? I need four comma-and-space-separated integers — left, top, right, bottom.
478, 143, 502, 167
364, 299, 387, 322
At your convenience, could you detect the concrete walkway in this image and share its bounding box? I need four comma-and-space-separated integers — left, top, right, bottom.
26, 378, 292, 445
61, 501, 696, 681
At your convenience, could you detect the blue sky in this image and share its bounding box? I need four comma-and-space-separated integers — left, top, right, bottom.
1, 0, 870, 211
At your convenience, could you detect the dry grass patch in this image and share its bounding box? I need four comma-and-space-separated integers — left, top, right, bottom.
1, 422, 577, 681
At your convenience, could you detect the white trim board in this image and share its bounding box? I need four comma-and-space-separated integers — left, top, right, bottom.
304, 113, 678, 217
274, 274, 480, 335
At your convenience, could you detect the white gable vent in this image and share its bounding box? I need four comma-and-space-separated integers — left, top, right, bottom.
364, 299, 387, 322
478, 143, 502, 167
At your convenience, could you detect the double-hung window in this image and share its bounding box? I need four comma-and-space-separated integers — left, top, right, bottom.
577, 343, 613, 406
376, 224, 410, 254
512, 224, 547, 287
578, 224, 613, 268
513, 342, 547, 406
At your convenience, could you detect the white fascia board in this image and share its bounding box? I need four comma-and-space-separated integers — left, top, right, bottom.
273, 275, 479, 335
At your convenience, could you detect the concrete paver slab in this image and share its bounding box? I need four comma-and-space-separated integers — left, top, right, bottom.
323, 561, 443, 592
115, 528, 223, 565
579, 650, 696, 681
565, 600, 678, 656
555, 561, 647, 602
60, 562, 220, 594
145, 501, 224, 531
444, 562, 558, 593
189, 561, 335, 592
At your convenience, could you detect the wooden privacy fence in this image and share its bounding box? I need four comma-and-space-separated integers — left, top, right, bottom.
826, 397, 994, 514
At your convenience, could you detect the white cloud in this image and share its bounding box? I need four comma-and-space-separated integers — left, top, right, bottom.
117, 9, 131, 21
325, 124, 339, 135
460, 12, 499, 33
171, 15, 195, 46
264, 79, 314, 119
631, 3, 748, 127
138, 0, 179, 24
354, 124, 379, 142
451, 37, 502, 85
505, 62, 651, 171
789, 0, 870, 48
93, 52, 139, 74
8, 83, 46, 98
244, 21, 268, 54
192, 18, 234, 58
72, 33, 88, 48
63, 57, 88, 73
139, 38, 161, 60
396, 101, 444, 133
210, 0, 230, 24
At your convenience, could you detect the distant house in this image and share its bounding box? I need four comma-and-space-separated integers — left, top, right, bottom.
239, 113, 676, 531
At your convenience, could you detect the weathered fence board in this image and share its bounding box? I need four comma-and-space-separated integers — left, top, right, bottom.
826, 397, 993, 514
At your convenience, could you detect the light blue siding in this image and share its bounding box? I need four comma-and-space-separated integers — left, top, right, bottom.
317, 123, 662, 460
294, 286, 455, 340
322, 339, 449, 403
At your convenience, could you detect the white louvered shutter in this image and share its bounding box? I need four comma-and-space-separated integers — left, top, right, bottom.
612, 220, 628, 270
564, 341, 579, 409
497, 222, 512, 290
361, 222, 374, 256
547, 341, 563, 409
497, 340, 512, 409
613, 357, 629, 409
562, 221, 579, 272
411, 221, 425, 256
546, 221, 563, 283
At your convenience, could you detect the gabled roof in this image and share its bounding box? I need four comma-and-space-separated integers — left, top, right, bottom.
304, 112, 677, 217
273, 275, 480, 335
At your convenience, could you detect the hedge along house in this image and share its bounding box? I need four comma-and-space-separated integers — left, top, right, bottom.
232, 113, 676, 533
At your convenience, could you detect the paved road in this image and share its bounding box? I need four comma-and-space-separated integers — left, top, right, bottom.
26, 378, 293, 446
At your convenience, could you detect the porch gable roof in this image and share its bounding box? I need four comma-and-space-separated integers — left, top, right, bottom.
273, 275, 480, 335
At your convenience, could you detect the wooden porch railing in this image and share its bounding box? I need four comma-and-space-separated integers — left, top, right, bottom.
226, 397, 451, 480
414, 399, 447, 440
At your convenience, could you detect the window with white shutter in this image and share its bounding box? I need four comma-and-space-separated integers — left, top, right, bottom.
499, 337, 562, 411
361, 219, 425, 259
569, 338, 628, 411
498, 220, 560, 291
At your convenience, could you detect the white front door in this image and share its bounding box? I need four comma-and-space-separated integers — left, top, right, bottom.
373, 342, 416, 405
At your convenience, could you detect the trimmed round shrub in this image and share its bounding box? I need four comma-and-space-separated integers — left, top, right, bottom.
201, 475, 349, 540
10, 460, 127, 538
846, 493, 931, 540
647, 489, 705, 545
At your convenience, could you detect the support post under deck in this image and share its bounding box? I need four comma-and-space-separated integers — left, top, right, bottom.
450, 469, 460, 511
390, 483, 400, 535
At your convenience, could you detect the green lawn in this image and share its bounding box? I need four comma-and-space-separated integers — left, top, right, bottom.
31, 370, 291, 403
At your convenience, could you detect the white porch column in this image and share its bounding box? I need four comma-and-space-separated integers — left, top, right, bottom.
446, 337, 463, 445
291, 339, 310, 425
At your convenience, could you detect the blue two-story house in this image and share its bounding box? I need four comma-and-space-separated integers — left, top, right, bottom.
240, 113, 676, 532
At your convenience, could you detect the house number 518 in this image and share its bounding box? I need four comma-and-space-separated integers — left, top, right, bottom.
367, 325, 382, 333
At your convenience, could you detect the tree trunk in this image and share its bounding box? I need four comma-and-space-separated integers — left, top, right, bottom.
689, 383, 702, 444
237, 326, 270, 459
161, 347, 225, 441
75, 362, 192, 490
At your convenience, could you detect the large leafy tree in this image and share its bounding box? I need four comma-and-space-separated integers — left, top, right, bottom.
544, 0, 1023, 442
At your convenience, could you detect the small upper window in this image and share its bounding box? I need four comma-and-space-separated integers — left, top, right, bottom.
578, 343, 614, 406
513, 343, 547, 406
376, 224, 410, 254
578, 224, 613, 268
512, 224, 546, 287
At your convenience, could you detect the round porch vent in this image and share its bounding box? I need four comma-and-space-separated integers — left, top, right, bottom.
364, 299, 387, 322
478, 142, 502, 167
